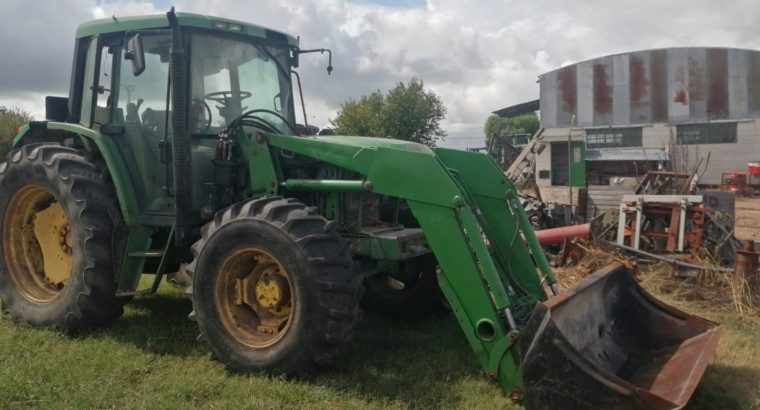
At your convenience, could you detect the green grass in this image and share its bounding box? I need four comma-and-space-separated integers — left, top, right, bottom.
0, 281, 758, 409
649, 298, 760, 410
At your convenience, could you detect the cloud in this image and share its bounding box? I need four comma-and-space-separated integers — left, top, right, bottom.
1, 0, 759, 143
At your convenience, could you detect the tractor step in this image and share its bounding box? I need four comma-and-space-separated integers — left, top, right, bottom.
115, 288, 153, 297
127, 250, 165, 258
118, 228, 175, 297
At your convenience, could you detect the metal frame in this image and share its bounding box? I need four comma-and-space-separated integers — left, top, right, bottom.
617, 195, 703, 252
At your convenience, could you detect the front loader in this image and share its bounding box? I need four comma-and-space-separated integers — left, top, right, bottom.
0, 9, 721, 408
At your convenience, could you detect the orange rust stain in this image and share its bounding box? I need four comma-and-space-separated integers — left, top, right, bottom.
630, 56, 649, 103
558, 65, 577, 114
674, 90, 688, 104
593, 63, 612, 114
689, 60, 705, 101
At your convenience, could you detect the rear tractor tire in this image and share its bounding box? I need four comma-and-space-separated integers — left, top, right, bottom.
187, 197, 363, 374
0, 144, 125, 333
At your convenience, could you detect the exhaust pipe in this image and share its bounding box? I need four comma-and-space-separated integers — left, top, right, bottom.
167, 7, 191, 247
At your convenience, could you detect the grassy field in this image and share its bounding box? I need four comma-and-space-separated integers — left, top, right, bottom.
1, 275, 758, 409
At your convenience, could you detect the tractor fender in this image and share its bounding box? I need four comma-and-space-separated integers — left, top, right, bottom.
12, 121, 142, 226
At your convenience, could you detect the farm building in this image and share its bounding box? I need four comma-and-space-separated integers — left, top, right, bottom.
497, 47, 760, 216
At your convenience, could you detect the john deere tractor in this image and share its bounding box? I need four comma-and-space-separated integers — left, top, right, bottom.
0, 9, 722, 408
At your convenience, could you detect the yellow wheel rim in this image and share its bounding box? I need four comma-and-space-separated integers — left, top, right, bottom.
215, 247, 294, 348
3, 185, 73, 303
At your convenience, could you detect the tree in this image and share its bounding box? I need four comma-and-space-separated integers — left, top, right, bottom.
483, 112, 539, 141
0, 106, 33, 158
332, 79, 447, 147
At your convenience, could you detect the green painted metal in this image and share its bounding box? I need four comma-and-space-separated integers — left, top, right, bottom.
149, 226, 175, 294
321, 192, 339, 221
117, 226, 154, 292
346, 228, 429, 260
240, 133, 280, 196
282, 179, 366, 192
13, 122, 143, 226
456, 205, 513, 310
433, 148, 549, 303
266, 134, 461, 207
12, 123, 30, 147
569, 140, 586, 187
508, 194, 557, 286
13, 123, 164, 292
75, 12, 298, 46
260, 133, 557, 392
412, 201, 522, 391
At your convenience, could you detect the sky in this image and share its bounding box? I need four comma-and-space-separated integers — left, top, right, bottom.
1, 0, 758, 149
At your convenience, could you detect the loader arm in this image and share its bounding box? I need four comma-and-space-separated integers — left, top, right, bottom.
261, 133, 558, 395
258, 133, 722, 408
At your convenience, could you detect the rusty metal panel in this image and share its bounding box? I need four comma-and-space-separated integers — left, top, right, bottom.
728, 49, 748, 119
540, 72, 559, 128
538, 47, 760, 128
557, 65, 577, 126
706, 48, 728, 119
749, 52, 760, 116
576, 61, 593, 126
650, 49, 668, 123
629, 52, 651, 124
592, 57, 613, 126
688, 48, 707, 121
668, 48, 690, 122
613, 54, 630, 125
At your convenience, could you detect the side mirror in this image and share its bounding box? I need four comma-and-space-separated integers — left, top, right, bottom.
124, 33, 145, 76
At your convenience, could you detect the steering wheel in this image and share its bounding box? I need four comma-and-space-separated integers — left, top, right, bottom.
204, 90, 252, 105
191, 99, 213, 133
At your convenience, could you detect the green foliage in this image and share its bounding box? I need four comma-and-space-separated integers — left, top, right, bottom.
332, 92, 385, 138
483, 113, 539, 141
0, 106, 33, 158
332, 78, 447, 147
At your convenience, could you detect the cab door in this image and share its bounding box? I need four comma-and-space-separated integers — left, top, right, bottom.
107, 34, 175, 215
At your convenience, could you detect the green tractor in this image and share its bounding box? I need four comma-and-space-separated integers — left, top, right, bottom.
0, 9, 722, 408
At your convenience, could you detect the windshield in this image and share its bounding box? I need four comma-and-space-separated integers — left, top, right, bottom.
189, 32, 293, 133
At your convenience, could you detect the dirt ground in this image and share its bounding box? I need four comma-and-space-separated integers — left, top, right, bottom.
735, 196, 760, 241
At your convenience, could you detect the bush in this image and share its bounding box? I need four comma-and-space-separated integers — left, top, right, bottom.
0, 106, 33, 158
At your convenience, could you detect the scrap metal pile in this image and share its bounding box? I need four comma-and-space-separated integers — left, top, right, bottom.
526, 172, 760, 316
606, 171, 745, 270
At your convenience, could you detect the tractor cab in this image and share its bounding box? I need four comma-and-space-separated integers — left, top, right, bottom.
65, 13, 299, 216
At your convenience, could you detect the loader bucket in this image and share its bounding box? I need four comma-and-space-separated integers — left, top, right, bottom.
519, 263, 721, 409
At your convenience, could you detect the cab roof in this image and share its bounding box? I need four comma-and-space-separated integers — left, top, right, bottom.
75, 12, 298, 47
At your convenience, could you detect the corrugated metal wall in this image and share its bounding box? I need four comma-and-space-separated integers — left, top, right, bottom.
540, 47, 760, 128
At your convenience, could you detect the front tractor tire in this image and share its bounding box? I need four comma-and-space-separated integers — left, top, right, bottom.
0, 144, 125, 333
187, 197, 363, 374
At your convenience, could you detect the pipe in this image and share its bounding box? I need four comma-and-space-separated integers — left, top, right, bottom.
281, 179, 369, 192
535, 223, 591, 246
735, 242, 760, 278
607, 242, 734, 273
